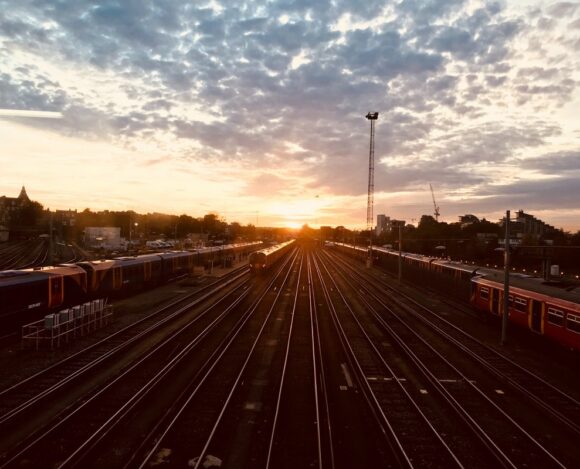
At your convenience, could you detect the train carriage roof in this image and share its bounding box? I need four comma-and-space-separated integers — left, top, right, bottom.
76, 259, 117, 271
251, 239, 295, 257
335, 242, 367, 253
0, 265, 86, 287
431, 259, 478, 274
193, 241, 262, 255
157, 251, 193, 260
473, 274, 580, 307
109, 254, 164, 267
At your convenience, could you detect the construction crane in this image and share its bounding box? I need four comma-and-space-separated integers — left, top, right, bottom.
430, 183, 440, 222
365, 112, 379, 267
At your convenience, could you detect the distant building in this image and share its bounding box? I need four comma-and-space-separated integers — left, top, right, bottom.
54, 209, 77, 227
376, 214, 405, 234
186, 233, 209, 247
376, 214, 390, 235
500, 210, 558, 240
84, 227, 122, 250
0, 186, 30, 226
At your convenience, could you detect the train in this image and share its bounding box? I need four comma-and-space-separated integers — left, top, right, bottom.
0, 242, 261, 330
330, 243, 580, 350
248, 240, 296, 274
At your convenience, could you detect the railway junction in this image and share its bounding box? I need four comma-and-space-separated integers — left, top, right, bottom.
0, 240, 578, 468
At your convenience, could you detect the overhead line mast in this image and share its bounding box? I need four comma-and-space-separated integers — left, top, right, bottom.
366, 111, 378, 267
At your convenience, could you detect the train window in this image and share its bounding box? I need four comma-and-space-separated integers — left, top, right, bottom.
566, 314, 580, 334
480, 287, 489, 300
514, 297, 527, 312
547, 308, 564, 327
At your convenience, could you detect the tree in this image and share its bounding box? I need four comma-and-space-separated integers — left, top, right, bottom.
9, 201, 44, 227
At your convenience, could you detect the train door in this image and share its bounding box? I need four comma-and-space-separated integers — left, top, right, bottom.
531, 300, 542, 333
112, 267, 122, 290
144, 261, 152, 282
48, 275, 64, 308
491, 288, 499, 315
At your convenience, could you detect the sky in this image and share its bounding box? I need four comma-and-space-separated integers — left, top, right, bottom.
1, 0, 579, 231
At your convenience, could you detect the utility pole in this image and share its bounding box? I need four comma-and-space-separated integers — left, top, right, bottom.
398, 223, 402, 283
48, 210, 53, 266
501, 210, 510, 345
365, 111, 379, 268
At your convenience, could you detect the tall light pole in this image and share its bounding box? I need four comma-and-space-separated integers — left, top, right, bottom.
366, 111, 378, 268
129, 221, 138, 252
501, 210, 510, 345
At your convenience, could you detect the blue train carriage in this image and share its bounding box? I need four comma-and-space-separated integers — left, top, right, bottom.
472, 273, 580, 350
0, 265, 87, 326
111, 254, 164, 293
249, 240, 296, 274
193, 241, 263, 268
158, 251, 194, 278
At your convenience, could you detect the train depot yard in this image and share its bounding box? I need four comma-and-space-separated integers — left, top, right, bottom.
0, 239, 578, 468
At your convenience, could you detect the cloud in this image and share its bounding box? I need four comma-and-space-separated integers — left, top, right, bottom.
0, 0, 579, 229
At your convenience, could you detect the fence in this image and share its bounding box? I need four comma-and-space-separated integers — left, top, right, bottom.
21, 299, 113, 350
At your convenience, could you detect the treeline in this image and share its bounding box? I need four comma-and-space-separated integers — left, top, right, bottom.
322, 215, 580, 275
7, 203, 287, 243
66, 210, 264, 243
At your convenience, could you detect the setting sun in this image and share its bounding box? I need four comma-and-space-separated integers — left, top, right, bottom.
268, 198, 326, 228
284, 221, 302, 229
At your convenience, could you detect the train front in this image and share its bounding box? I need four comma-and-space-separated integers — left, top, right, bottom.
249, 251, 267, 274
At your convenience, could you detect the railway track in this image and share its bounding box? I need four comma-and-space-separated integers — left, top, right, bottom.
313, 251, 470, 468
329, 248, 580, 435
0, 239, 47, 270
1, 244, 577, 468
0, 266, 250, 466
324, 248, 577, 467
132, 248, 304, 468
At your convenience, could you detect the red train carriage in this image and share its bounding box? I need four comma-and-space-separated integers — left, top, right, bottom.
471, 276, 580, 350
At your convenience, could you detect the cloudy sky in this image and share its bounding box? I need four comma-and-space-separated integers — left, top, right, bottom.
1, 0, 579, 230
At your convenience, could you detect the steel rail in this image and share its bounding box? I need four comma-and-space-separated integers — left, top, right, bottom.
324, 249, 568, 468
314, 251, 466, 468
0, 267, 249, 424
330, 248, 580, 436
310, 252, 413, 468
324, 251, 515, 468
307, 252, 335, 469
264, 252, 306, 468
57, 282, 256, 469
132, 249, 299, 469
1, 272, 253, 468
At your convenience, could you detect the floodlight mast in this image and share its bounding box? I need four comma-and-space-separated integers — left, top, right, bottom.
366, 111, 378, 268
